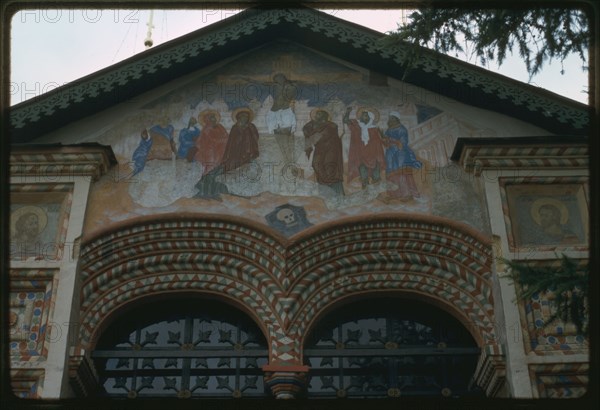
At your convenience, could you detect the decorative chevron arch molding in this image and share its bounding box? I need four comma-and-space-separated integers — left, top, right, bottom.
285, 216, 497, 352
291, 272, 494, 346
77, 217, 291, 362
75, 214, 499, 371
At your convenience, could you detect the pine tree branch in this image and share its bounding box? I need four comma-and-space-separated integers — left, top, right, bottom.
501, 255, 588, 335
387, 8, 589, 78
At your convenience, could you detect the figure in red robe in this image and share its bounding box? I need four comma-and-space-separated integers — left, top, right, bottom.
194, 110, 229, 175
220, 108, 259, 173
303, 108, 344, 196
195, 108, 259, 199
344, 106, 386, 189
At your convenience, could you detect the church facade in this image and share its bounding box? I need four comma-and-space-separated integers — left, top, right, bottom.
6, 7, 589, 400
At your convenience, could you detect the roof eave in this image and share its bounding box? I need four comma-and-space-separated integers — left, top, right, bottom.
9, 6, 590, 143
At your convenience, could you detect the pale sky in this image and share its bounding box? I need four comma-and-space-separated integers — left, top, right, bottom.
10, 8, 589, 106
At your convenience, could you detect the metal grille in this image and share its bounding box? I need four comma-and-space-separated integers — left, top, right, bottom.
304, 299, 483, 398
92, 300, 269, 398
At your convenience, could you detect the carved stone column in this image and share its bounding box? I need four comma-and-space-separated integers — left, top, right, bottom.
262, 365, 309, 399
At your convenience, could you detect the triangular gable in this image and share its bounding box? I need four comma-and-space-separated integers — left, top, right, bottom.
9, 6, 589, 143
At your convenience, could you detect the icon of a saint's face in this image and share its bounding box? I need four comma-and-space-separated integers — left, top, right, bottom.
11, 205, 48, 244
529, 198, 579, 244
538, 204, 561, 230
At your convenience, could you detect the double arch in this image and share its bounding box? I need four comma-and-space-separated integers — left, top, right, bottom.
72, 213, 505, 396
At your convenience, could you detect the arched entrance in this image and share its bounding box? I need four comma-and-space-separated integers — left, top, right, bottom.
304, 297, 482, 398
91, 297, 269, 398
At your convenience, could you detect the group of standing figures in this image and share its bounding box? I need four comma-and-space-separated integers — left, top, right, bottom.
303, 105, 423, 200
132, 103, 423, 201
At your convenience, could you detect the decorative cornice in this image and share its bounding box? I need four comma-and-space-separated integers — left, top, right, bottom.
10, 144, 117, 181
9, 369, 45, 399
452, 137, 589, 175
471, 349, 507, 397
68, 354, 100, 397
9, 7, 588, 139
263, 365, 309, 399
529, 362, 589, 398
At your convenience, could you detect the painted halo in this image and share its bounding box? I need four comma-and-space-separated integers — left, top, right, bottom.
198, 110, 221, 127
309, 108, 331, 121
530, 197, 570, 225
356, 106, 380, 124
10, 205, 48, 239
231, 107, 254, 122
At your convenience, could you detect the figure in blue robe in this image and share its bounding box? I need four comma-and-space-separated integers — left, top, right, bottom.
149, 124, 175, 141
177, 117, 201, 160
383, 113, 422, 200
384, 123, 422, 173
131, 129, 153, 176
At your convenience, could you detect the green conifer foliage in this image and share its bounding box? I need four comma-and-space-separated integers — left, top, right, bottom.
504, 255, 588, 336
387, 8, 589, 80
